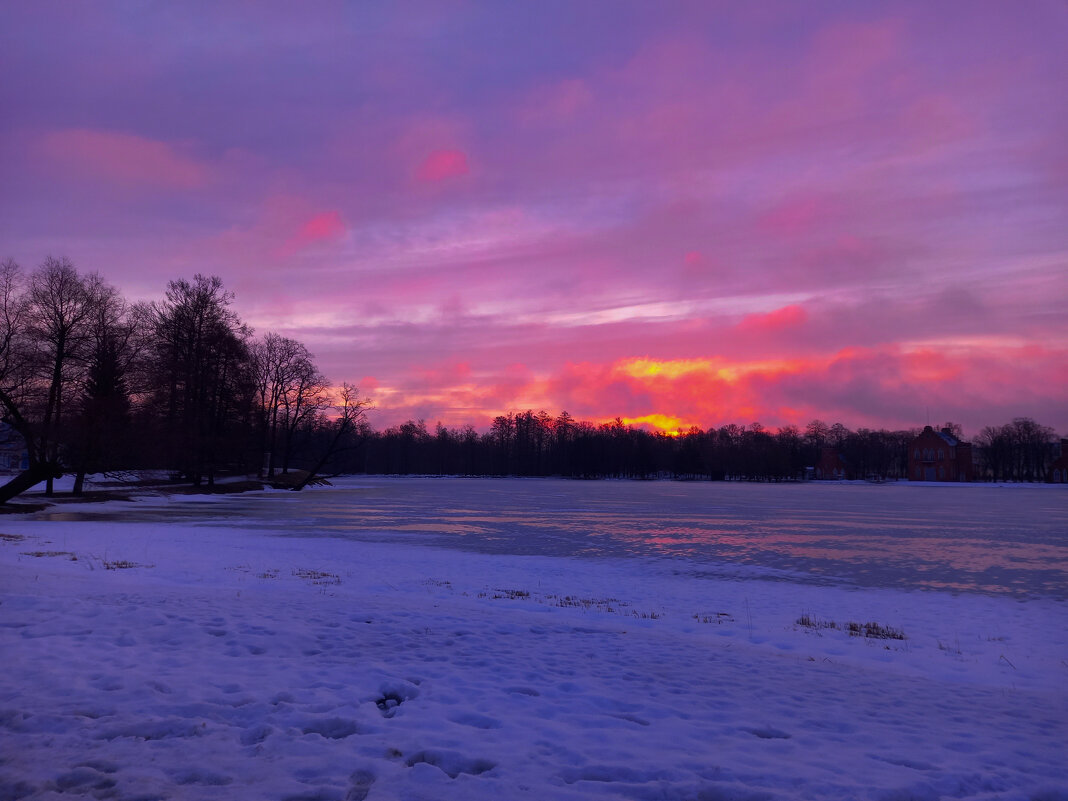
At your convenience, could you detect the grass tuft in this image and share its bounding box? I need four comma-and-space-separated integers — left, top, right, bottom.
22, 550, 76, 559
293, 568, 341, 585
797, 613, 905, 640
103, 559, 150, 570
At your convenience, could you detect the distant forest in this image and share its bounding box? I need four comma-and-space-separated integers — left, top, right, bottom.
0, 260, 1063, 503
354, 415, 1062, 484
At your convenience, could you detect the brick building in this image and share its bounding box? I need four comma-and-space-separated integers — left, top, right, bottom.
814, 446, 850, 480
1050, 439, 1068, 484
908, 426, 973, 482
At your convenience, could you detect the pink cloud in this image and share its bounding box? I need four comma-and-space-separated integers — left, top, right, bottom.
758, 196, 837, 237
416, 149, 470, 182
36, 128, 209, 189
738, 305, 808, 333
297, 211, 345, 243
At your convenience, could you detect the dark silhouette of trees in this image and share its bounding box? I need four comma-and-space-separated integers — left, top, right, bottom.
342, 414, 1064, 484
149, 274, 255, 487
69, 285, 145, 494
0, 256, 1064, 501
293, 383, 372, 490
974, 418, 1057, 481
0, 262, 368, 503
25, 258, 104, 495
250, 334, 330, 478
0, 258, 111, 501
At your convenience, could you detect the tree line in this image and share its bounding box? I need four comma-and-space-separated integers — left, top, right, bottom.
0, 257, 369, 503
1, 258, 1063, 502
341, 413, 1064, 483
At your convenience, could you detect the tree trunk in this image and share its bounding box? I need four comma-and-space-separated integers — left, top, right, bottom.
73, 470, 86, 495
293, 424, 359, 491
0, 462, 62, 505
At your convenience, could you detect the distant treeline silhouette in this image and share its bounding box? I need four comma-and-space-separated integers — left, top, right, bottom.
343, 413, 1063, 483
0, 260, 1062, 503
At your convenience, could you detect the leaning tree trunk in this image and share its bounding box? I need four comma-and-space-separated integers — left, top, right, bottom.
0, 462, 63, 505
292, 425, 364, 491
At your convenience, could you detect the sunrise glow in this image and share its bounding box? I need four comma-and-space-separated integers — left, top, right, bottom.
1, 2, 1065, 434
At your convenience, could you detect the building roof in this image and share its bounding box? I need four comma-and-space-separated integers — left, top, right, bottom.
915, 425, 967, 447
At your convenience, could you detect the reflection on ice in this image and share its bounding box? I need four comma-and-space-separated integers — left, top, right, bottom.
29, 477, 1068, 598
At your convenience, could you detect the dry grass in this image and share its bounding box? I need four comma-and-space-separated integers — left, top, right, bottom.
22, 550, 76, 560
797, 613, 906, 640
293, 568, 341, 585
103, 559, 150, 570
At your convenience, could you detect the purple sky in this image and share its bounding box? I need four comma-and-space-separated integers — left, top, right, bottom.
2, 1, 1066, 434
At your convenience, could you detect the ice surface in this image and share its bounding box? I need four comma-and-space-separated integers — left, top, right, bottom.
1, 478, 1066, 799
28, 477, 1068, 598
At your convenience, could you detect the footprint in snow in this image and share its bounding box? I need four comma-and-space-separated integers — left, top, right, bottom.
446, 711, 502, 729
54, 767, 117, 792
240, 723, 273, 745
171, 768, 233, 786
405, 750, 495, 778
301, 717, 359, 739
375, 681, 419, 718
347, 769, 376, 801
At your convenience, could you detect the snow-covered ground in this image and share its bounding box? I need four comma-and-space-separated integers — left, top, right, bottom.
1, 481, 1066, 800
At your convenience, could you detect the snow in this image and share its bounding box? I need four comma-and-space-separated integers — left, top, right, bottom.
1, 479, 1066, 800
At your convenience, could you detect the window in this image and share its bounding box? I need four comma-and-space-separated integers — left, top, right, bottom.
938, 449, 944, 460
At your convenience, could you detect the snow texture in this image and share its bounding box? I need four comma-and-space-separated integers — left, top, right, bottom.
1, 478, 1065, 800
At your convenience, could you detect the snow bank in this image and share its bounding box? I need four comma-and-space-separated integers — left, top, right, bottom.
1, 495, 1065, 799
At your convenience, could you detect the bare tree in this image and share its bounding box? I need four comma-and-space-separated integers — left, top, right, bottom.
24, 258, 102, 494
150, 275, 252, 486
0, 258, 108, 501
70, 284, 148, 494
278, 355, 330, 474
293, 383, 372, 490
250, 334, 330, 477
0, 259, 51, 503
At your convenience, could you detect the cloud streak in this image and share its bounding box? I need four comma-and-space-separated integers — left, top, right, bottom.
0, 1, 1065, 434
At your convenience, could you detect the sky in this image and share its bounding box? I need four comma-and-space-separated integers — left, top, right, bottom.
1, 1, 1066, 435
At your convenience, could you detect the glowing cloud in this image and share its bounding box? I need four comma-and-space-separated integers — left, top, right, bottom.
36, 129, 209, 189
2, 3, 1064, 434
416, 149, 470, 182
298, 211, 345, 243
738, 305, 809, 333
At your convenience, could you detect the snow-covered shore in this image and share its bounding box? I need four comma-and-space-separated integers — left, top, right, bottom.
1, 487, 1066, 800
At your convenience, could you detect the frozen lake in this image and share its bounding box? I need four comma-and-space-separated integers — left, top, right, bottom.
5, 478, 1066, 799
35, 477, 1068, 599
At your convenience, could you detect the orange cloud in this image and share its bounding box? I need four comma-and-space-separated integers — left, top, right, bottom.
362, 341, 1068, 435
416, 149, 470, 182
36, 128, 209, 189
614, 414, 694, 435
